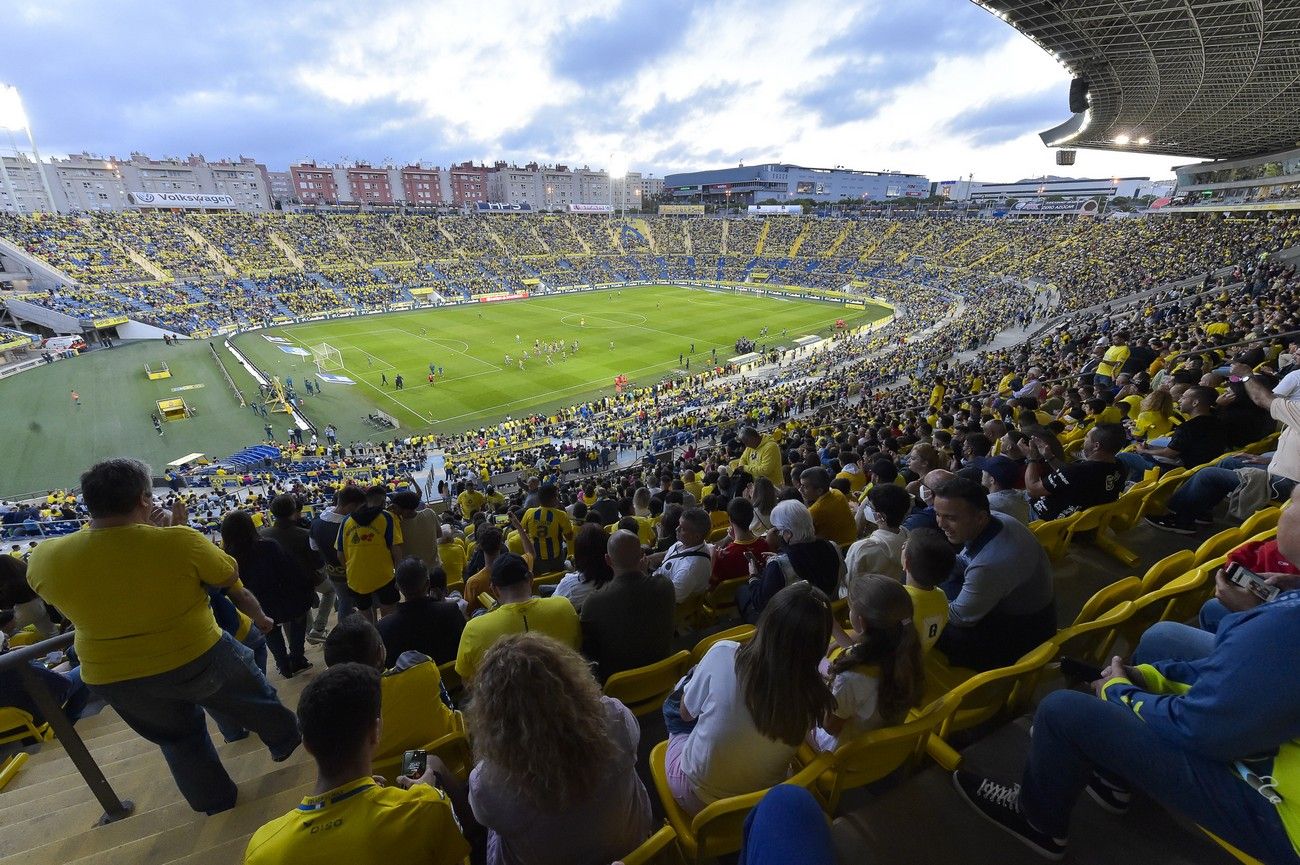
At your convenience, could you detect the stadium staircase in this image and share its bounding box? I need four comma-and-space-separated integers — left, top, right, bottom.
267, 233, 306, 270
179, 226, 238, 278
821, 222, 852, 258
0, 663, 319, 865
858, 222, 893, 263
754, 219, 771, 255
787, 221, 813, 257
121, 249, 170, 282
308, 272, 355, 307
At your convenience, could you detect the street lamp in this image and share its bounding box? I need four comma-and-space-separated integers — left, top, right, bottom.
0, 84, 56, 213
608, 153, 627, 219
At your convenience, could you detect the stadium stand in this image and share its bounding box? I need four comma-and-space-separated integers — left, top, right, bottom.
3, 208, 1300, 865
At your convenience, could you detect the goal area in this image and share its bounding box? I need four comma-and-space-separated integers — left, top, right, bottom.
311, 342, 344, 373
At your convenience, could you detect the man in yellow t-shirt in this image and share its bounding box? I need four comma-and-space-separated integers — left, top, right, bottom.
730, 425, 784, 487
520, 484, 574, 573
336, 486, 404, 619
27, 458, 299, 815
244, 664, 468, 865
1095, 332, 1130, 386
457, 483, 486, 520
455, 553, 580, 681
800, 466, 858, 547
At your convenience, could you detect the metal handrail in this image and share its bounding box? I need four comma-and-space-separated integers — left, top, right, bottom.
1, 631, 134, 824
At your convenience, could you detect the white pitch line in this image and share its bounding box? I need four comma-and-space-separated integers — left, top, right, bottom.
277, 331, 434, 425
369, 327, 500, 373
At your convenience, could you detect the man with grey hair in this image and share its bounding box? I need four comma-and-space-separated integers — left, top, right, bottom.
646, 507, 714, 602
730, 425, 783, 487
27, 458, 300, 815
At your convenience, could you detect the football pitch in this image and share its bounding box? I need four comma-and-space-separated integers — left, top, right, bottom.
234, 285, 889, 434
0, 285, 889, 496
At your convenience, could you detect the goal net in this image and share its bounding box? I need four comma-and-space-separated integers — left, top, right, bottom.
311, 342, 344, 373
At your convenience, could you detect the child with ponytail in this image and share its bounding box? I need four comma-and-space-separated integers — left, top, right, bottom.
813, 573, 925, 752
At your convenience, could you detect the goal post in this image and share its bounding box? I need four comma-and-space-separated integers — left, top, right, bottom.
311, 342, 343, 373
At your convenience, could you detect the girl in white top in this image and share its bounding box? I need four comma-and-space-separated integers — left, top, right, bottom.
552, 524, 613, 614
813, 573, 924, 752
664, 581, 834, 812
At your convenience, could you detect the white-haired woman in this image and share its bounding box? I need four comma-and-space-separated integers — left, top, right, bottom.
738, 500, 844, 623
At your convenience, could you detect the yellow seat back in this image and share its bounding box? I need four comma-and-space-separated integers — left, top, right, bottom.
0, 707, 51, 747
1108, 480, 1154, 533
1139, 550, 1196, 594
1030, 513, 1078, 561
1044, 602, 1134, 680
603, 650, 694, 717
531, 570, 566, 591
1193, 526, 1244, 567
1239, 506, 1281, 538
1201, 828, 1265, 865
1072, 577, 1141, 628
649, 740, 830, 862
691, 626, 755, 664
1114, 568, 1212, 652
1139, 468, 1188, 518
621, 824, 687, 865
703, 577, 747, 619
936, 643, 1055, 743
811, 691, 960, 813
372, 718, 473, 784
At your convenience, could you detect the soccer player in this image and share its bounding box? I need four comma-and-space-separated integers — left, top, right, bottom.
70, 389, 80, 407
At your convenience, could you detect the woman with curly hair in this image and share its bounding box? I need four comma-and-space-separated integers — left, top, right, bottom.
467, 633, 652, 865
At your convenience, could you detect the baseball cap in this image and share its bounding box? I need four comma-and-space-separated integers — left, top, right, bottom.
979, 455, 1020, 489
490, 553, 532, 588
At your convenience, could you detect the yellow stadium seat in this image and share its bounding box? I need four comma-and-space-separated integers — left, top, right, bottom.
1193, 526, 1245, 567
925, 643, 1055, 771
1108, 479, 1154, 533
1112, 568, 1213, 653
691, 626, 755, 664
1071, 577, 1141, 628
1242, 432, 1280, 455
1139, 467, 1189, 518
1065, 501, 1138, 566
0, 706, 52, 747
0, 752, 28, 791
830, 597, 851, 630
1139, 549, 1196, 594
675, 594, 709, 632
1030, 513, 1078, 562
649, 740, 831, 863
621, 824, 687, 865
531, 570, 566, 591
372, 712, 472, 783
437, 660, 462, 698
705, 527, 729, 543
6, 627, 41, 648
603, 651, 694, 717
1038, 602, 1134, 692
702, 577, 747, 621
1201, 828, 1265, 865
1240, 505, 1281, 538
798, 691, 960, 814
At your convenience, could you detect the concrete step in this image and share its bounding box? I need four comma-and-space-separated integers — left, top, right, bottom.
0, 738, 311, 833
0, 763, 316, 865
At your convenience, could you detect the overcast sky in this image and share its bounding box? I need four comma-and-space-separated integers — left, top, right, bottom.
1, 0, 1185, 182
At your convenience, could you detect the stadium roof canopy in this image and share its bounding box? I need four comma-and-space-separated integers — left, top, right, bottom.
976, 0, 1300, 161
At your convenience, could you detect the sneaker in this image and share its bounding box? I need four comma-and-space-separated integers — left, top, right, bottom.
953, 770, 1067, 860
305, 629, 327, 645
289, 658, 314, 676
1145, 515, 1195, 535
1085, 774, 1132, 815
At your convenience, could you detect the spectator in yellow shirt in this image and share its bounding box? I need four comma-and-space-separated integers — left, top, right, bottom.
1095, 332, 1131, 387
244, 664, 468, 865
800, 466, 858, 547
730, 426, 784, 488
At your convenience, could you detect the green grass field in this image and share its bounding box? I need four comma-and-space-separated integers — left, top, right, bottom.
0, 285, 888, 496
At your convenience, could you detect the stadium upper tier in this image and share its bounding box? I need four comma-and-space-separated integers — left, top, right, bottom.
0, 212, 1288, 336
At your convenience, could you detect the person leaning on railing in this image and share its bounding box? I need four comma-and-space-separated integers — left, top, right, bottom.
25, 458, 301, 815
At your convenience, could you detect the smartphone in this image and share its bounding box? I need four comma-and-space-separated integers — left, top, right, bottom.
1226, 562, 1280, 603
402, 748, 427, 779
1059, 657, 1104, 685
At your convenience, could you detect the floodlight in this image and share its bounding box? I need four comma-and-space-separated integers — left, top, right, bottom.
608, 155, 628, 178
1136, 136, 1150, 146
1113, 134, 1131, 145
0, 85, 28, 131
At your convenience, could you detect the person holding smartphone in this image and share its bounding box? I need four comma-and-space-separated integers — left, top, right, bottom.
954, 483, 1300, 863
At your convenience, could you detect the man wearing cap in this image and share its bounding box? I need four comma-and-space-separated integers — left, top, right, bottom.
1023, 424, 1126, 522
389, 490, 440, 571
980, 456, 1029, 524
730, 426, 783, 488
453, 552, 580, 682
